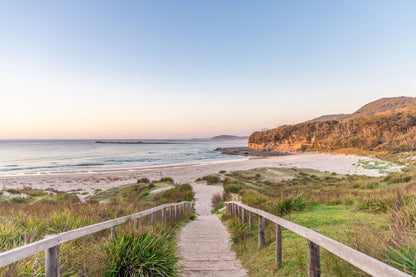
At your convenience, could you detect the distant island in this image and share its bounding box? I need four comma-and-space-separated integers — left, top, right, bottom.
249, 96, 416, 154
211, 135, 248, 140
95, 141, 181, 144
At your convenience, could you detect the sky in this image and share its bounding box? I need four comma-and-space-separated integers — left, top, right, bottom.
0, 0, 415, 139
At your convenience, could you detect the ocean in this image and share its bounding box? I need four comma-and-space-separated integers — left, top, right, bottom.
0, 139, 248, 176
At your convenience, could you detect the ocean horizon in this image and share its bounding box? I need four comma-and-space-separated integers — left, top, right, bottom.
0, 138, 248, 176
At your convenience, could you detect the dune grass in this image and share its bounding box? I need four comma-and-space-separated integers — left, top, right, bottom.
0, 178, 194, 276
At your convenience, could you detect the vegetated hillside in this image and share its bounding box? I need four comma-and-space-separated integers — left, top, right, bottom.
249, 97, 416, 153
305, 113, 348, 123
212, 135, 248, 140
350, 96, 416, 118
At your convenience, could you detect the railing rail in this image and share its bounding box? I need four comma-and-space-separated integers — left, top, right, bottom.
226, 201, 410, 277
0, 201, 194, 276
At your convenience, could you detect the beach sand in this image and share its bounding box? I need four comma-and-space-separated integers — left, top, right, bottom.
0, 153, 387, 198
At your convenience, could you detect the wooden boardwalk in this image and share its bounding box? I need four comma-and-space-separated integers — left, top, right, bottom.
178, 183, 247, 277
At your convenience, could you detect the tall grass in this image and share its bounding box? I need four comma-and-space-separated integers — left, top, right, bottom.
105, 228, 182, 277
0, 178, 193, 276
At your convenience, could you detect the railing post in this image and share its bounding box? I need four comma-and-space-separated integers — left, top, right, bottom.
175, 204, 178, 220
152, 211, 156, 227
111, 225, 116, 237
276, 224, 282, 265
242, 208, 246, 225
162, 207, 166, 224
170, 206, 173, 222
308, 230, 321, 277
135, 217, 140, 229
249, 211, 253, 231
258, 215, 265, 247
45, 236, 60, 277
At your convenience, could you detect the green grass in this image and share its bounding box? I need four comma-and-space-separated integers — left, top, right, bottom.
104, 228, 182, 276
219, 153, 416, 276
0, 177, 194, 276
226, 205, 389, 276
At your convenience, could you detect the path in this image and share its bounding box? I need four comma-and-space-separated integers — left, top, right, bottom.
178, 183, 247, 276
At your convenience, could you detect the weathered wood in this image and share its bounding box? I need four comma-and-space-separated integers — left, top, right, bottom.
170, 206, 173, 222
242, 208, 246, 225
152, 212, 156, 227
111, 226, 117, 237
175, 204, 178, 220
258, 215, 265, 247
162, 207, 166, 224
276, 224, 282, 265
45, 242, 59, 277
225, 201, 410, 277
308, 231, 321, 277
249, 211, 253, 231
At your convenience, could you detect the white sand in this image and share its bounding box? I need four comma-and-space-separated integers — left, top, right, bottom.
0, 153, 387, 197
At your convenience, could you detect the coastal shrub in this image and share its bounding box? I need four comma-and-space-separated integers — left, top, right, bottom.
277, 193, 307, 216
137, 177, 150, 184
104, 229, 182, 277
224, 181, 245, 194
212, 192, 231, 212
358, 197, 388, 213
241, 189, 266, 206
157, 184, 194, 203
147, 183, 155, 189
179, 183, 192, 192
5, 188, 21, 194
202, 175, 221, 185
159, 177, 174, 183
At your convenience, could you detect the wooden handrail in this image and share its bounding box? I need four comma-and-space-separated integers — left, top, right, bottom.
226, 201, 410, 277
0, 201, 194, 275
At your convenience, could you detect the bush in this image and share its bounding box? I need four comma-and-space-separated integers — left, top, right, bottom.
159, 177, 174, 183
137, 178, 150, 184
105, 229, 182, 276
224, 182, 245, 194
211, 192, 231, 212
203, 175, 221, 185
277, 193, 307, 216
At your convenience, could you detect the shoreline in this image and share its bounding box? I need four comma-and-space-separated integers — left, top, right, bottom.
0, 153, 392, 199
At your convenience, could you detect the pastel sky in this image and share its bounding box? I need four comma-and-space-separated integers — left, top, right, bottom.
1, 1, 415, 139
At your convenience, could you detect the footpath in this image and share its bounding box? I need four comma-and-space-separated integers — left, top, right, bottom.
177, 183, 247, 277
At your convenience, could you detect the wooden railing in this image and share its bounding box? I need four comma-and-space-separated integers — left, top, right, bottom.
0, 201, 194, 277
226, 201, 410, 277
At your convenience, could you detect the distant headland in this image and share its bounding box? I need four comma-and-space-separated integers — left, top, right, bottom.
95, 141, 182, 144
211, 135, 248, 140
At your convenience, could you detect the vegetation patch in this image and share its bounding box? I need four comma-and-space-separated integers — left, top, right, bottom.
220, 153, 416, 275
0, 177, 193, 276
105, 228, 182, 276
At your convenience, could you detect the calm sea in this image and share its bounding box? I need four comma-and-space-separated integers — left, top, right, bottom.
0, 139, 248, 176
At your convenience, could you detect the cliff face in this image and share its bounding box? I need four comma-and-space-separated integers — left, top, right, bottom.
249, 97, 416, 153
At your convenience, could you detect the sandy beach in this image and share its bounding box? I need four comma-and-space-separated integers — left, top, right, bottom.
0, 153, 391, 198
